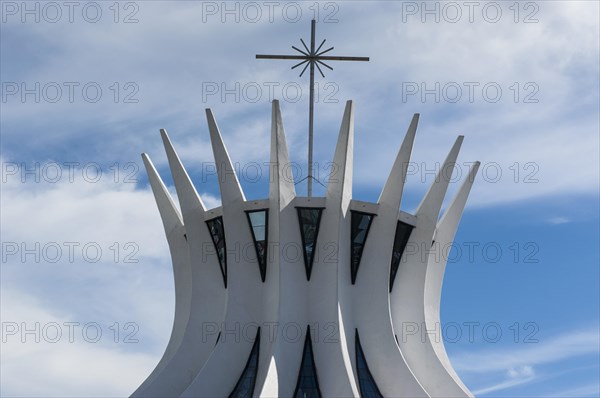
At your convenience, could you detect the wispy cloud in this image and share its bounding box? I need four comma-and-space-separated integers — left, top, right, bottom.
454, 328, 599, 395
546, 217, 571, 225
453, 328, 599, 374
2, 2, 598, 207
1, 163, 177, 397
1, 288, 157, 397
544, 383, 600, 398
2, 2, 599, 397
472, 366, 535, 395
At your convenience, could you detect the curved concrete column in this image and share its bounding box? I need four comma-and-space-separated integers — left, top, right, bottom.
133, 130, 228, 397
134, 104, 479, 398
351, 114, 429, 397
255, 101, 309, 397
309, 100, 360, 397
182, 110, 264, 397
424, 162, 480, 397
131, 155, 192, 396
391, 136, 470, 397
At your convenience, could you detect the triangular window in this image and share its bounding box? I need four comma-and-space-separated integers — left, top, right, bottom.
389, 221, 414, 292
228, 327, 261, 398
245, 209, 269, 282
355, 329, 383, 398
296, 207, 324, 280
294, 326, 322, 398
350, 211, 375, 284
206, 216, 227, 288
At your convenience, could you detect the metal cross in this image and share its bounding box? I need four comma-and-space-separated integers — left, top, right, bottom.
256, 19, 369, 197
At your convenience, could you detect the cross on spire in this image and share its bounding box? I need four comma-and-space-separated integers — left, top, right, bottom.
256, 19, 369, 197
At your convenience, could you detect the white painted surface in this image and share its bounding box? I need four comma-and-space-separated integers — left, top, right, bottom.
424, 162, 480, 397
132, 155, 192, 396
134, 102, 478, 397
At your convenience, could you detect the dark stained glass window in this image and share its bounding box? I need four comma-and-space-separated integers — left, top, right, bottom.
206, 216, 227, 288
350, 211, 375, 284
389, 221, 414, 292
355, 329, 383, 398
294, 326, 322, 398
245, 209, 269, 282
296, 207, 324, 281
228, 327, 261, 398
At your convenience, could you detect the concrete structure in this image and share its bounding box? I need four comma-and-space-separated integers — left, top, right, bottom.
133, 100, 479, 397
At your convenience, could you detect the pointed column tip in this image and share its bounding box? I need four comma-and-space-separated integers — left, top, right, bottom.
342, 100, 354, 117
160, 129, 175, 152
450, 135, 465, 150
141, 153, 155, 172
469, 161, 481, 179
377, 112, 419, 206
205, 108, 218, 123
205, 106, 246, 203
411, 113, 420, 126
409, 113, 420, 129
272, 100, 280, 112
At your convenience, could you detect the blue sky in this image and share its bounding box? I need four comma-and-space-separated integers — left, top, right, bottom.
1, 1, 599, 397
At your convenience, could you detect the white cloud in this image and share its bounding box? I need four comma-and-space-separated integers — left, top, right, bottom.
473, 372, 535, 396
453, 327, 599, 396
0, 288, 157, 397
508, 365, 534, 379
1, 164, 178, 397
1, 2, 599, 396
547, 217, 571, 225
200, 192, 222, 209
453, 328, 599, 374
472, 365, 536, 395
2, 1, 598, 207
544, 383, 600, 398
